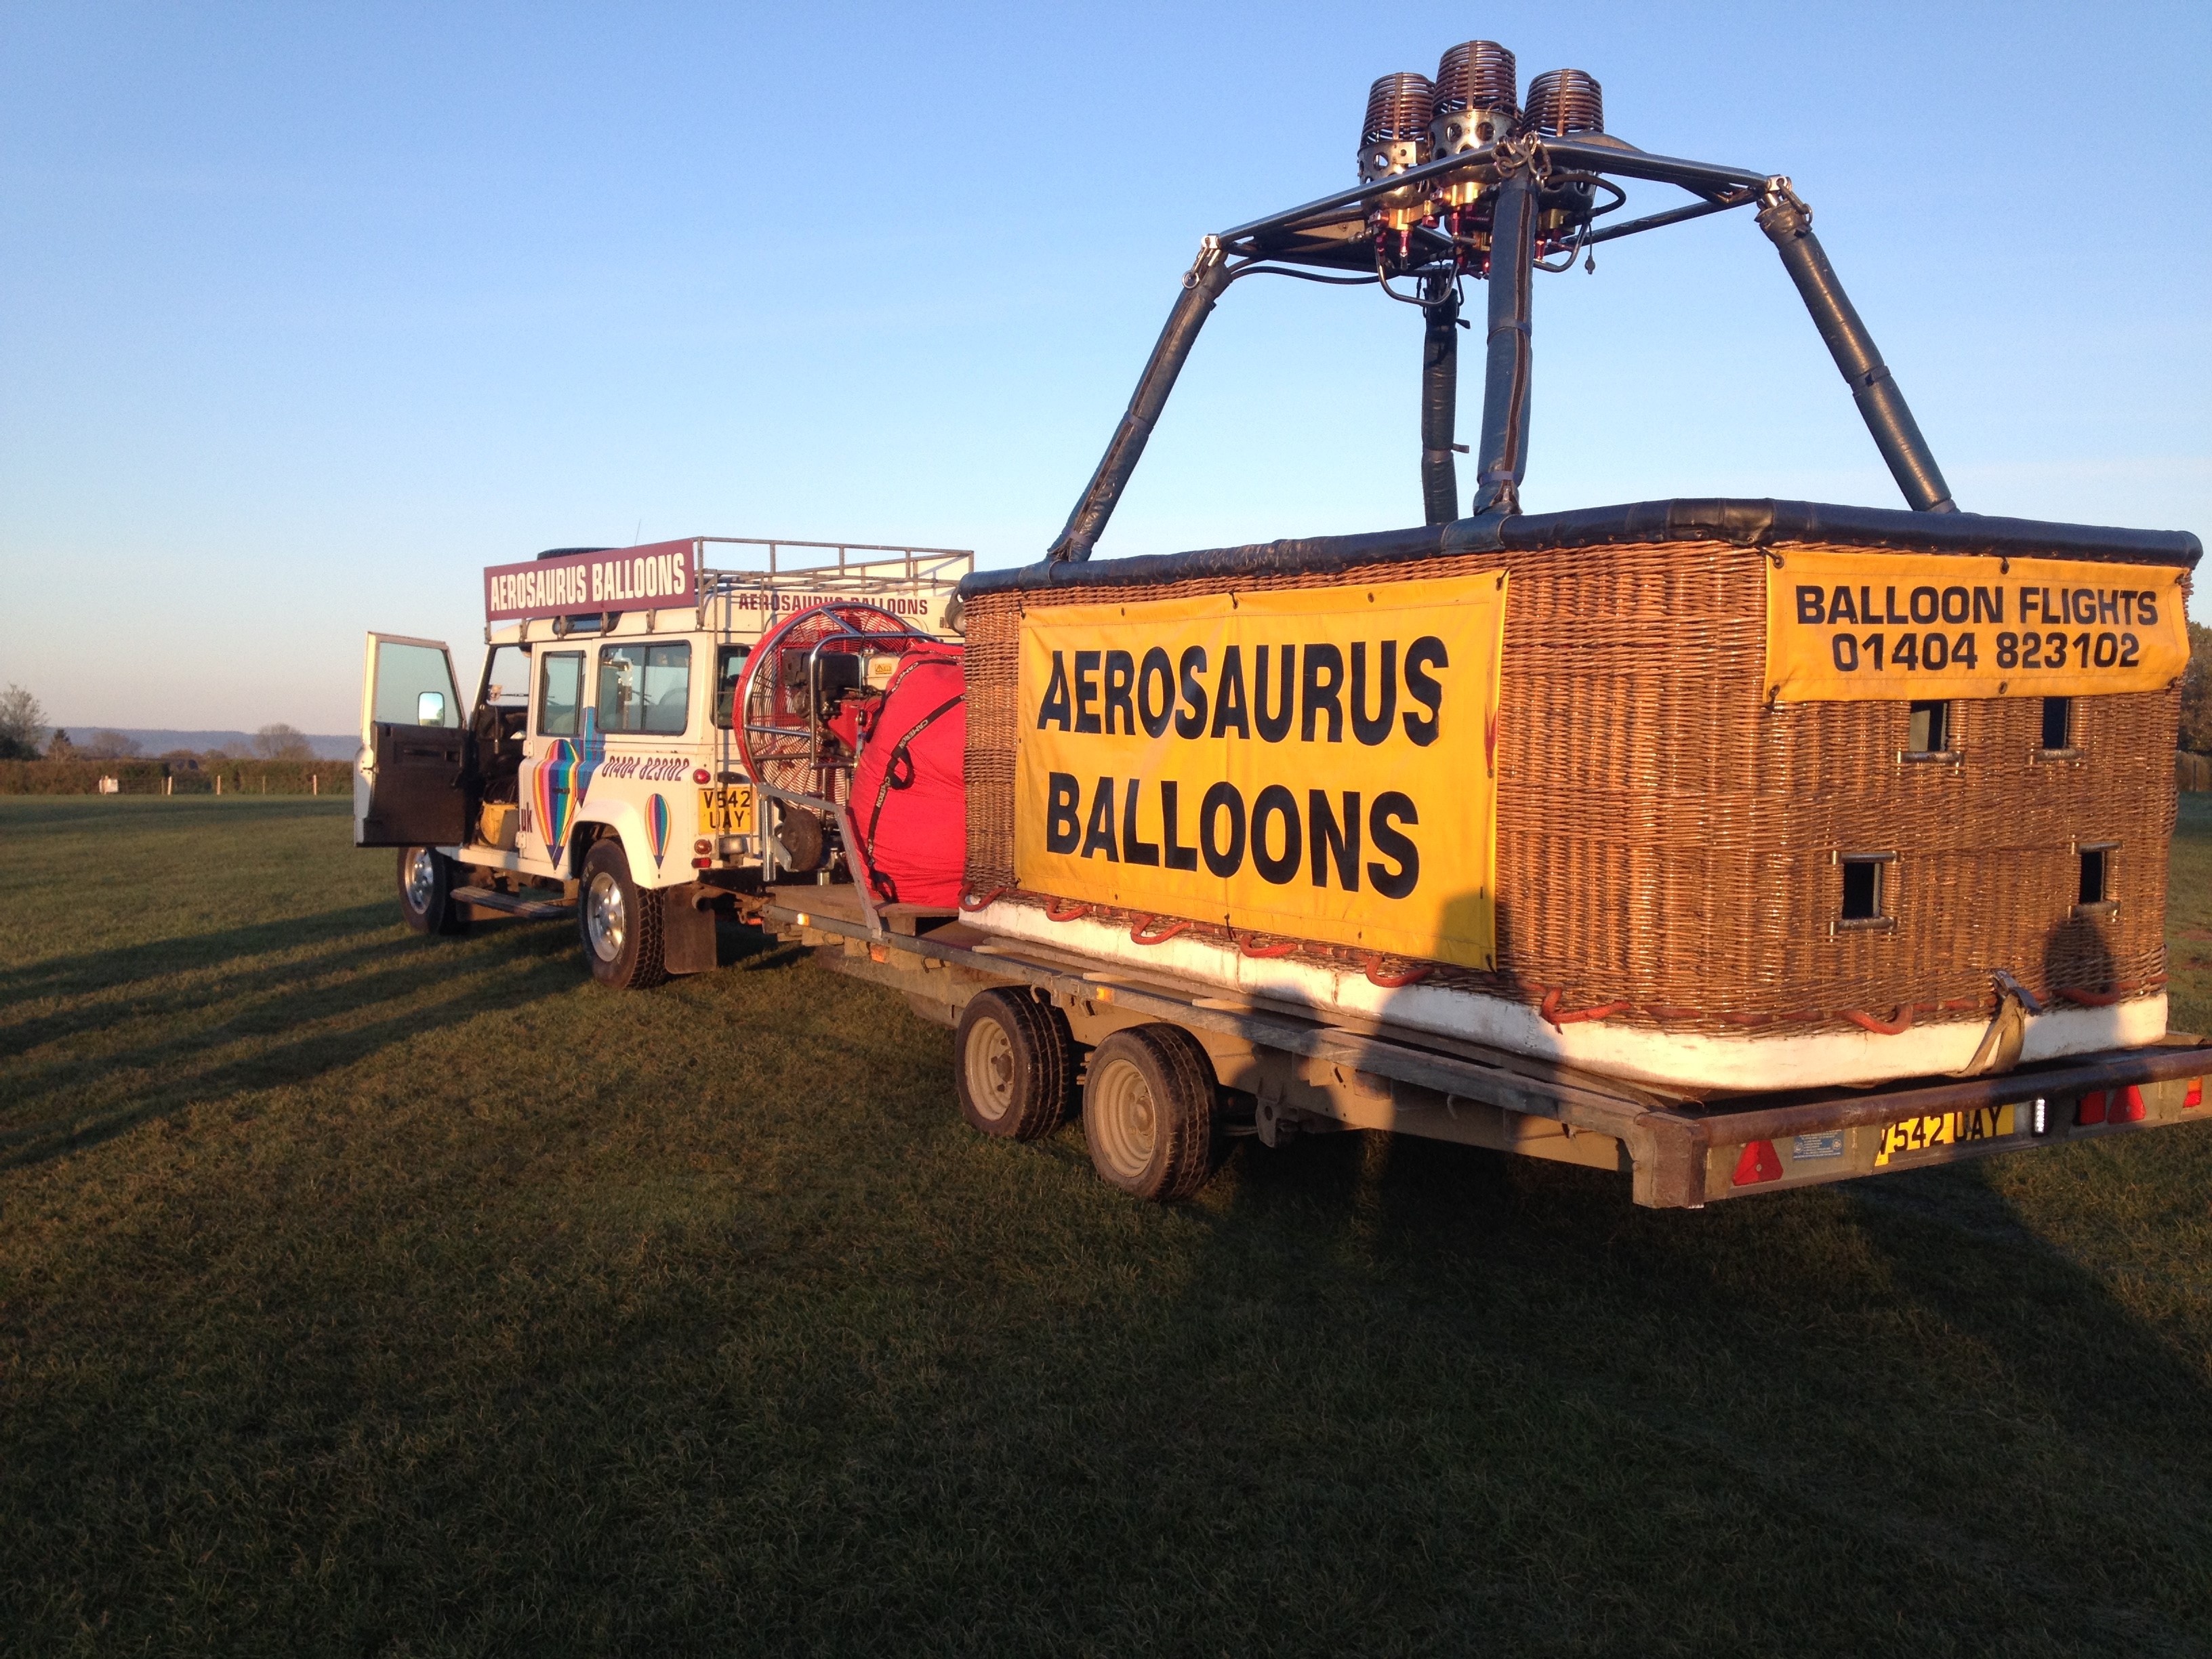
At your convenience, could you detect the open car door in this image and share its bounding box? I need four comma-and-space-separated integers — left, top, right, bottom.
354, 632, 470, 847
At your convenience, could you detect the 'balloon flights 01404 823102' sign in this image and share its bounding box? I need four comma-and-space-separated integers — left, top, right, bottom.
1763, 550, 2190, 702
1012, 573, 1508, 971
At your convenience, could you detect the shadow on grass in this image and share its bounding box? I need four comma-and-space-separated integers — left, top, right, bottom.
0, 907, 582, 1170
1155, 1126, 2212, 1648
0, 902, 396, 1012
1, 905, 801, 1172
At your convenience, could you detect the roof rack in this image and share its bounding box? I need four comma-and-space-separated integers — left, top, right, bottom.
695, 537, 973, 596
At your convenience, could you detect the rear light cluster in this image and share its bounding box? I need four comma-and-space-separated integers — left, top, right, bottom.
2076, 1086, 2146, 1126
1730, 1076, 2198, 1189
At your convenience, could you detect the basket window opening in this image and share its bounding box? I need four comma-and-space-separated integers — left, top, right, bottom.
2041, 695, 2074, 753
1841, 858, 1885, 923
2078, 846, 2111, 907
1906, 699, 1951, 755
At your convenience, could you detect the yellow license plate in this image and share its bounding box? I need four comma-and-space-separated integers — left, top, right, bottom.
1874, 1103, 2016, 1166
698, 784, 755, 836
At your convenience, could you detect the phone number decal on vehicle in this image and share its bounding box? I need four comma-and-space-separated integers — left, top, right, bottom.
597, 754, 693, 782
1763, 550, 2189, 702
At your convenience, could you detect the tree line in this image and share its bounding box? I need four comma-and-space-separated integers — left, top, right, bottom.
0, 684, 322, 763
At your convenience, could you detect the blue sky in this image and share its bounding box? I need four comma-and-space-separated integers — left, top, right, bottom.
3, 1, 2207, 732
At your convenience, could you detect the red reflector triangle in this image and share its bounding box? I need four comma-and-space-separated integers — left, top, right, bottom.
1732, 1140, 1784, 1185
2118, 1085, 2146, 1122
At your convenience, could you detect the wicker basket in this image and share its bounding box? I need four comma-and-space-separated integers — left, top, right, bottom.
962, 518, 2188, 1048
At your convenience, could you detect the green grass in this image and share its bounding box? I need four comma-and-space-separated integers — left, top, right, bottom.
3, 796, 2210, 1657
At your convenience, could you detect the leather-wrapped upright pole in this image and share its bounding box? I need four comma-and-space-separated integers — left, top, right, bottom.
1419, 279, 1460, 525
1757, 184, 1957, 513
1470, 169, 1536, 517
1048, 238, 1234, 562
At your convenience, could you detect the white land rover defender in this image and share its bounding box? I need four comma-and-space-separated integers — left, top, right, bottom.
355, 536, 969, 987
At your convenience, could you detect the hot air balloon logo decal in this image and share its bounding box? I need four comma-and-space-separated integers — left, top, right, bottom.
531, 708, 605, 858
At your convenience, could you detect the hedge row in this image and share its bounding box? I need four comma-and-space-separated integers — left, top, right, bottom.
0, 759, 356, 796
9, 752, 2205, 794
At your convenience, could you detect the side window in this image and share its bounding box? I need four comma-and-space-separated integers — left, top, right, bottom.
598, 642, 692, 735
714, 644, 751, 729
483, 643, 532, 709
539, 651, 585, 736
373, 640, 460, 728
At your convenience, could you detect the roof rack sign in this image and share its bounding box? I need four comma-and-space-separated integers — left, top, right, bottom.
484, 539, 698, 623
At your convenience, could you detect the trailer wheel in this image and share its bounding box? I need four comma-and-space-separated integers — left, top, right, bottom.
578, 839, 668, 989
396, 846, 470, 937
954, 989, 1074, 1141
1082, 1024, 1218, 1201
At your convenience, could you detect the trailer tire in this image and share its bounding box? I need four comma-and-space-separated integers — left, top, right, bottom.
578, 839, 668, 989
954, 989, 1074, 1141
1082, 1024, 1218, 1201
397, 846, 471, 937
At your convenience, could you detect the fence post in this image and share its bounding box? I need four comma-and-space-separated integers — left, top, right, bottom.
216, 774, 222, 796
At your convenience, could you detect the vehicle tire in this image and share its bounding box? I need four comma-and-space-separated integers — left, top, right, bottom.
578, 838, 668, 989
954, 989, 1075, 1141
775, 804, 826, 872
1082, 1024, 1219, 1201
396, 845, 471, 937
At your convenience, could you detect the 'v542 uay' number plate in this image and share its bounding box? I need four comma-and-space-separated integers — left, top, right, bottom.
698, 785, 755, 836
1874, 1103, 2016, 1166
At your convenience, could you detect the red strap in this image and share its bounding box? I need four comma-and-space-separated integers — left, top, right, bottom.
1366, 960, 1431, 989
1842, 1005, 1914, 1035
1538, 986, 1631, 1029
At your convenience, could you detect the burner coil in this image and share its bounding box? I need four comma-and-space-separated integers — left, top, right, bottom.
1525, 68, 1603, 136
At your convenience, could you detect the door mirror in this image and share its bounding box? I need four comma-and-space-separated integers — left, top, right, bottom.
417, 691, 446, 726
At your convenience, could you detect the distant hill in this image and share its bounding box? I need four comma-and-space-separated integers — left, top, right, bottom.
45, 729, 358, 760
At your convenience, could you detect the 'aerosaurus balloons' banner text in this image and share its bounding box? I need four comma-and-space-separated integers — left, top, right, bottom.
1014, 573, 1507, 970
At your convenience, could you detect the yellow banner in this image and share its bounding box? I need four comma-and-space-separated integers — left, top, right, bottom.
1765, 550, 2190, 702
1013, 573, 1507, 970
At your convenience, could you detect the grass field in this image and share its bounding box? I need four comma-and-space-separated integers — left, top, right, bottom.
4, 796, 2210, 1656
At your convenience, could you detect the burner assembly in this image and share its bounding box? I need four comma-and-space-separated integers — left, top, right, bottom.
1046, 37, 1955, 560
1359, 49, 1608, 272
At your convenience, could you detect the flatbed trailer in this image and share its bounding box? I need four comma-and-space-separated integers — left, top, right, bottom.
749, 880, 2211, 1209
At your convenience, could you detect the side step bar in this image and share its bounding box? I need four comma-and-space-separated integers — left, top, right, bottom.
455, 886, 575, 920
